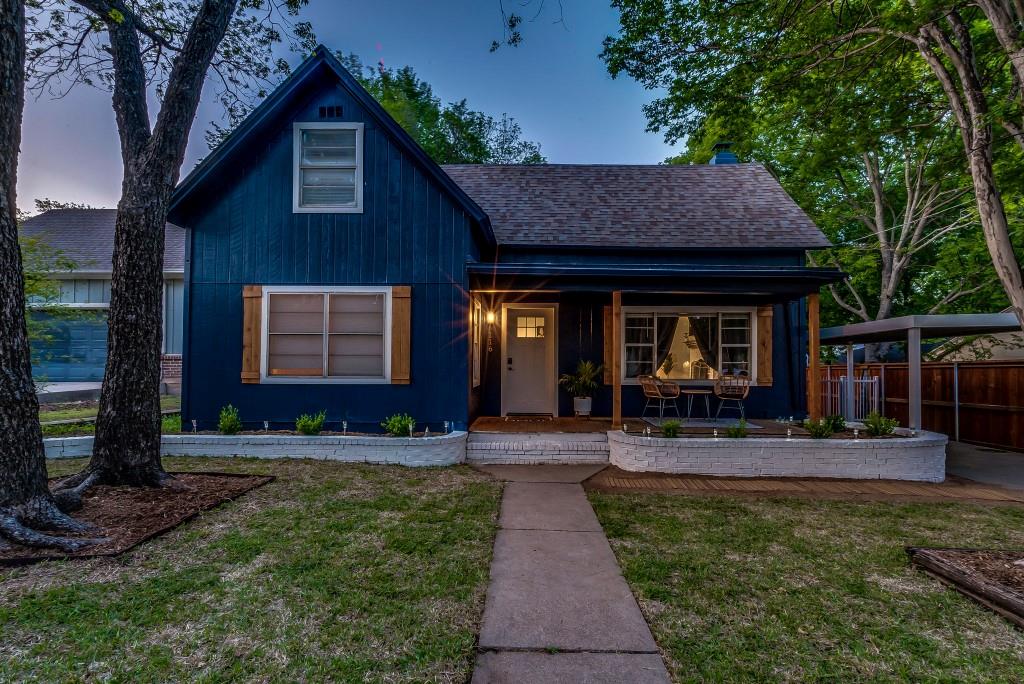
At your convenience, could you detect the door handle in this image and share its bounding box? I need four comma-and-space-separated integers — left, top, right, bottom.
507, 357, 513, 371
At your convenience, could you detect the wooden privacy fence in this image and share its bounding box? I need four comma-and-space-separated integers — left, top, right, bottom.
817, 361, 1024, 452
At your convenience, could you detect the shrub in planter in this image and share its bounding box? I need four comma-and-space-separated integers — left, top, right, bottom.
864, 411, 899, 436
382, 413, 416, 437
804, 418, 833, 439
725, 419, 748, 439
823, 414, 846, 433
296, 411, 326, 435
218, 404, 242, 435
559, 360, 603, 416
661, 420, 681, 438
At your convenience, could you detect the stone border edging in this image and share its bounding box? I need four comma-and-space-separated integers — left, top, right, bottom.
607, 430, 947, 482
44, 432, 468, 467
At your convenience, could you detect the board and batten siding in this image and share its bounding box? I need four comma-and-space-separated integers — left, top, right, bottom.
179, 76, 480, 431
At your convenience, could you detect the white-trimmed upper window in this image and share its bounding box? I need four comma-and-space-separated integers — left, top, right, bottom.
261, 286, 390, 383
622, 307, 754, 383
293, 122, 364, 213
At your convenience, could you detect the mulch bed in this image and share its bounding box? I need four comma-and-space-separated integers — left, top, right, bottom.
0, 473, 273, 567
909, 547, 1024, 629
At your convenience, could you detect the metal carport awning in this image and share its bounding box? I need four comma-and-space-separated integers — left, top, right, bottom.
819, 314, 1021, 429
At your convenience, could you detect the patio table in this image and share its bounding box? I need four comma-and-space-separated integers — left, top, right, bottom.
681, 388, 712, 420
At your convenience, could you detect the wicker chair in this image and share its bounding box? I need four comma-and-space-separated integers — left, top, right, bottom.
713, 374, 751, 420
638, 375, 682, 419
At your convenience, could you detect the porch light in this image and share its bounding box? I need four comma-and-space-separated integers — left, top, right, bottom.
485, 310, 496, 325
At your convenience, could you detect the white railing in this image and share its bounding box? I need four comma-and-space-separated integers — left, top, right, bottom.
821, 375, 880, 420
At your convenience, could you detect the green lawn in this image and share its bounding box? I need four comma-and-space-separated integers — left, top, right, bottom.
41, 413, 181, 438
1, 458, 501, 683
38, 395, 181, 424
590, 492, 1024, 682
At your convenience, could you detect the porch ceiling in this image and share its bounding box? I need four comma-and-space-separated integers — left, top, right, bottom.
468, 263, 844, 297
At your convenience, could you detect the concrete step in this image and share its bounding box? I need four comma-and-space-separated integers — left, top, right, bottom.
467, 432, 610, 465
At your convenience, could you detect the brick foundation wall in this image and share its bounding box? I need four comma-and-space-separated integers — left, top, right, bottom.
466, 433, 610, 464
608, 430, 947, 482
161, 354, 182, 380
45, 432, 468, 467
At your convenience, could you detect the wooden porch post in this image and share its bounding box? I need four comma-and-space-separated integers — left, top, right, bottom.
612, 290, 622, 428
807, 292, 822, 420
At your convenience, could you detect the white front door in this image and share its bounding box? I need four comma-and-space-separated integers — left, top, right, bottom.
502, 306, 556, 415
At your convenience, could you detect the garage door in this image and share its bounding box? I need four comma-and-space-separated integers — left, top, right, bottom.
31, 312, 108, 382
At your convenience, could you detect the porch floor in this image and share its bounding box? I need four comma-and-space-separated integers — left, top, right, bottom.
470, 416, 805, 436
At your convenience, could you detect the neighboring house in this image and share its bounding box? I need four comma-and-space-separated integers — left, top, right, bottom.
929, 308, 1024, 361
169, 46, 841, 431
20, 209, 185, 387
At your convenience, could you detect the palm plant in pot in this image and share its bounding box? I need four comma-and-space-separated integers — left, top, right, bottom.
559, 360, 603, 417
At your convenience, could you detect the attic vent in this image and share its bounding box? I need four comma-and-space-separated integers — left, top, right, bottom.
318, 105, 343, 119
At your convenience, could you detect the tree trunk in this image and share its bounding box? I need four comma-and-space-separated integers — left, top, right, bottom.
75, 176, 170, 488
967, 148, 1024, 327
58, 0, 239, 491
0, 0, 96, 550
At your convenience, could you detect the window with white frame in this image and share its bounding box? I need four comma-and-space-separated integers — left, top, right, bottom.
293, 122, 363, 212
263, 287, 389, 382
622, 309, 753, 382
472, 298, 482, 387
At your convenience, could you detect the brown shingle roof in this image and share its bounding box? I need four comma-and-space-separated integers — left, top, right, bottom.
441, 163, 830, 249
20, 209, 185, 272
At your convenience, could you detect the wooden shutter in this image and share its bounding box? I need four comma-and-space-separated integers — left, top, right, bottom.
756, 305, 773, 386
241, 285, 263, 384
391, 286, 412, 384
603, 305, 613, 385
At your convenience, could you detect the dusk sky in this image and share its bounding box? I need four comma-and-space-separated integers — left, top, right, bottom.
16, 1, 681, 213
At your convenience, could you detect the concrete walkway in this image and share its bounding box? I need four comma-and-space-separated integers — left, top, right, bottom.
947, 441, 1024, 490
472, 465, 670, 684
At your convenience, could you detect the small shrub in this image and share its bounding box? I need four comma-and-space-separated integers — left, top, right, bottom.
823, 414, 846, 433
381, 413, 416, 437
162, 414, 182, 434
218, 404, 242, 435
804, 418, 833, 439
725, 419, 748, 438
864, 411, 899, 436
295, 410, 326, 435
661, 420, 681, 438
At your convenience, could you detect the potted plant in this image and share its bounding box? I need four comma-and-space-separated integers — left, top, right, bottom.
559, 360, 603, 417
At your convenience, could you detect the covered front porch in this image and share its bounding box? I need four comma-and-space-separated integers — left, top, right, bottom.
467, 262, 841, 428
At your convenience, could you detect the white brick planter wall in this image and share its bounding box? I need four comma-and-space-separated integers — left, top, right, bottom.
45, 432, 468, 467
608, 430, 947, 482
467, 432, 610, 465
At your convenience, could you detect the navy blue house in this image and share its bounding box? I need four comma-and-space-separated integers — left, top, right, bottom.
169, 46, 841, 432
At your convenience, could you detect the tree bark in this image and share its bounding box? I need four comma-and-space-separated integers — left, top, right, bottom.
61, 0, 239, 490
0, 0, 96, 550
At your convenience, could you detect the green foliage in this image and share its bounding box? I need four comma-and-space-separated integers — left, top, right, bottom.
162, 414, 181, 434
602, 2, 1020, 328
381, 413, 416, 437
218, 404, 242, 435
335, 53, 546, 165
725, 419, 748, 439
295, 411, 326, 436
559, 359, 603, 398
823, 415, 846, 433
660, 420, 681, 438
803, 419, 834, 439
864, 412, 899, 437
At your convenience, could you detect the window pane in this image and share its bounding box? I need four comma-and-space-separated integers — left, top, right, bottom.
625, 345, 654, 378
515, 315, 545, 339
625, 315, 653, 344
721, 346, 751, 377
268, 293, 324, 333
302, 129, 357, 165
721, 315, 751, 346
268, 334, 324, 376
329, 293, 384, 334
328, 334, 384, 377
300, 168, 356, 206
